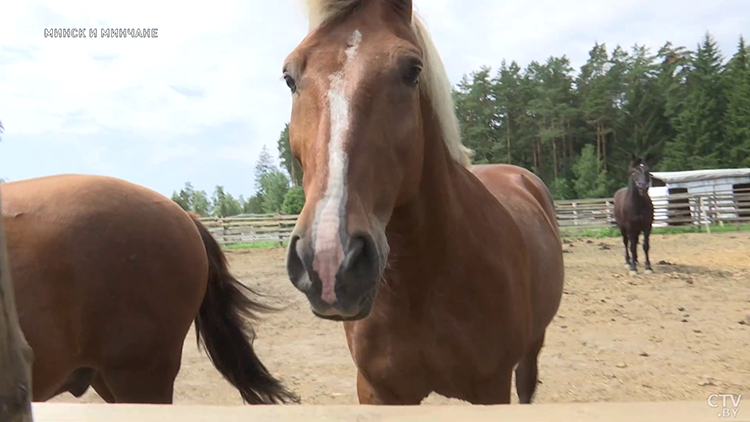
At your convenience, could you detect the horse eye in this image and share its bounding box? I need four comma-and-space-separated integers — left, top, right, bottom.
403, 65, 422, 86
283, 74, 297, 93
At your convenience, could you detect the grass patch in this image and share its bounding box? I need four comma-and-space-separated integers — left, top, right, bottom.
224, 241, 290, 250
561, 223, 750, 238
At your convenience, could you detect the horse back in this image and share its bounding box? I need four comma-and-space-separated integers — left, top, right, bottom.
470, 164, 559, 240
469, 164, 564, 336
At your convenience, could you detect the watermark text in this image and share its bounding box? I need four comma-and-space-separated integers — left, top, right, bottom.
43, 28, 159, 39
708, 394, 742, 418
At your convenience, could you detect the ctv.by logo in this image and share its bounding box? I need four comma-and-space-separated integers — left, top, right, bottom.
708, 394, 742, 418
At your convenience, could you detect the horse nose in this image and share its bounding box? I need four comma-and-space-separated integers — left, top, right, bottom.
286, 231, 381, 315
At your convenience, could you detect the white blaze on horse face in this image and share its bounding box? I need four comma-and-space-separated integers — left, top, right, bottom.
312, 29, 362, 305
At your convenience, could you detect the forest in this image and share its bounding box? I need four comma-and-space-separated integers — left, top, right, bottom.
173, 30, 750, 217
171, 136, 305, 217
452, 32, 750, 199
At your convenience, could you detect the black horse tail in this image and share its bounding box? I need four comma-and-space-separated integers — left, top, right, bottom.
189, 213, 299, 405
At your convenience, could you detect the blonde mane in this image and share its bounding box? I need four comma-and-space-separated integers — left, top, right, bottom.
301, 0, 474, 168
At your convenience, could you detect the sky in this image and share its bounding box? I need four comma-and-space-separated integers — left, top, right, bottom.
0, 0, 748, 199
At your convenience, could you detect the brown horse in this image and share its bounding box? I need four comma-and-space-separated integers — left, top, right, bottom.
614, 154, 655, 275
283, 0, 564, 405
0, 174, 297, 404
0, 189, 34, 422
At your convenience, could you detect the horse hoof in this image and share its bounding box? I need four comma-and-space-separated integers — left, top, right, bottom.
629, 270, 637, 277
645, 269, 654, 275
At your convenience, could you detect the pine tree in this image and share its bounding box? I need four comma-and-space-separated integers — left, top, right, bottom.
453, 67, 500, 163
614, 44, 670, 177
572, 144, 613, 198
662, 33, 726, 170
577, 43, 615, 168
724, 36, 750, 167
277, 123, 303, 187
494, 60, 524, 164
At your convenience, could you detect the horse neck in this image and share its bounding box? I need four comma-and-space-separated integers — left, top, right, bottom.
627, 177, 649, 204
383, 98, 473, 290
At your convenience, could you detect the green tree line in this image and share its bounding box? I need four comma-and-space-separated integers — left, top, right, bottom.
453, 32, 750, 199
172, 128, 305, 217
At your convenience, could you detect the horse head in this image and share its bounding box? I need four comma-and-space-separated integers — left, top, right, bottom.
629, 153, 652, 197
282, 0, 470, 320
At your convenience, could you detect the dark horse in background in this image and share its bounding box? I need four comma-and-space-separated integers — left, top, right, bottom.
614, 154, 655, 275
1, 174, 298, 404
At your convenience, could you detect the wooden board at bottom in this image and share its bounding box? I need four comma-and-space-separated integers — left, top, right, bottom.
32, 401, 745, 422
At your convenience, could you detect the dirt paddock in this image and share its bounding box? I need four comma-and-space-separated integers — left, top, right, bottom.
50, 231, 750, 406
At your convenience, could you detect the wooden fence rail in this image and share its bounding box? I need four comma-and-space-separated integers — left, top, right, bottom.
201, 188, 750, 245
31, 401, 732, 422
554, 187, 750, 233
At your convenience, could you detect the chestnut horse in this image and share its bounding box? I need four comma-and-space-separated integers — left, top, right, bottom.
283, 0, 564, 405
0, 189, 34, 422
0, 174, 297, 404
614, 154, 655, 274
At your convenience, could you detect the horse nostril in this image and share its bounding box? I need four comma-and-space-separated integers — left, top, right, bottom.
341, 234, 378, 281
286, 235, 307, 287
343, 236, 365, 267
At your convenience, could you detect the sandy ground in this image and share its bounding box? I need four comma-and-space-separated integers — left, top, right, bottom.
50, 231, 750, 406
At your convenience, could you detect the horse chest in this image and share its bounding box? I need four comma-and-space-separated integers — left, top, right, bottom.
629, 207, 653, 224
350, 297, 522, 392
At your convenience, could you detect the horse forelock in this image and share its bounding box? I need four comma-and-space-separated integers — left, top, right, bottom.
299, 0, 473, 169
302, 0, 361, 31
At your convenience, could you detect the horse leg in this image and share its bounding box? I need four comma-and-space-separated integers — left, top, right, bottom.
643, 228, 653, 274
464, 366, 513, 405
356, 370, 426, 405
628, 229, 639, 273
620, 227, 631, 268
515, 334, 545, 404
53, 368, 96, 399
91, 373, 115, 403
96, 348, 181, 404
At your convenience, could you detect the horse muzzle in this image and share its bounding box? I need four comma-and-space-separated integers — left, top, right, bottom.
286, 231, 383, 321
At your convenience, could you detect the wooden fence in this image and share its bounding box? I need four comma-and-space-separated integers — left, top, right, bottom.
200, 213, 297, 246
555, 187, 750, 234
201, 188, 750, 245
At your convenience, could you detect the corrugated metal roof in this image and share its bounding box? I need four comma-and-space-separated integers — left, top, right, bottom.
650, 168, 750, 184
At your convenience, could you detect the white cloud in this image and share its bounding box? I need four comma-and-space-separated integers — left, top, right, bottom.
0, 0, 307, 149
148, 143, 199, 165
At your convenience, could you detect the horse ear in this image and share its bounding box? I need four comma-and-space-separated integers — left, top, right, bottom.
630, 152, 637, 162
644, 153, 653, 164
388, 0, 413, 23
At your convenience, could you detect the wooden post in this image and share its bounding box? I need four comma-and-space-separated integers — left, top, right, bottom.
714, 196, 723, 227
700, 196, 710, 234
605, 200, 612, 225
0, 190, 35, 422
692, 196, 701, 232
573, 202, 578, 226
